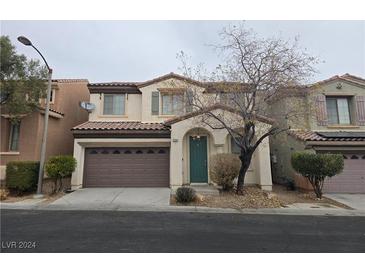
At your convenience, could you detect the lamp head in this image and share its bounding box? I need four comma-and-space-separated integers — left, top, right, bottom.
17, 36, 32, 46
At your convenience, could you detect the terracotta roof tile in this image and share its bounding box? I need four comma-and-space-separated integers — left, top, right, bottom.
37, 106, 64, 116
72, 121, 170, 131
288, 130, 365, 142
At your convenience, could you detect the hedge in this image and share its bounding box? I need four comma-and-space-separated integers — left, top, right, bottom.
291, 152, 344, 198
6, 161, 40, 192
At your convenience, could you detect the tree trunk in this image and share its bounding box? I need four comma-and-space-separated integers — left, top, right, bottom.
236, 152, 253, 194
309, 179, 323, 199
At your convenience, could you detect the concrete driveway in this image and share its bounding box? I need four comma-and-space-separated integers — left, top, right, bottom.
49, 188, 171, 210
325, 194, 365, 210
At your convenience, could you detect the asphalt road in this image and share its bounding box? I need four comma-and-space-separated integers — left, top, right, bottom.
1, 209, 365, 252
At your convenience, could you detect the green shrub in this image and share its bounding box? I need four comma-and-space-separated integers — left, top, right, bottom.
209, 153, 241, 191
45, 155, 76, 193
176, 187, 196, 203
6, 161, 39, 192
291, 152, 344, 199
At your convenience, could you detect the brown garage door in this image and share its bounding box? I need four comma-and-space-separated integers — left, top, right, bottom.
83, 147, 169, 187
323, 153, 365, 193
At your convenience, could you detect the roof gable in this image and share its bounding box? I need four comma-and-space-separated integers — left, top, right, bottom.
137, 72, 203, 88
308, 74, 365, 89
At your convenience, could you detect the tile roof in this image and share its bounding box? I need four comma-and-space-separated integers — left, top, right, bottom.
88, 82, 139, 87
72, 121, 170, 131
87, 72, 365, 93
38, 106, 64, 116
87, 72, 201, 89
305, 74, 365, 89
53, 79, 88, 83
288, 130, 365, 142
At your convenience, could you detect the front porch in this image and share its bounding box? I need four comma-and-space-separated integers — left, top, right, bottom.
168, 116, 273, 191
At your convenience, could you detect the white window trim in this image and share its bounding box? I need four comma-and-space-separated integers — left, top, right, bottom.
326, 96, 352, 125
100, 93, 127, 117
8, 122, 20, 152
160, 93, 184, 116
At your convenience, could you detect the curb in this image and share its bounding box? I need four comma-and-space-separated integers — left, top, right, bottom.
2, 203, 365, 216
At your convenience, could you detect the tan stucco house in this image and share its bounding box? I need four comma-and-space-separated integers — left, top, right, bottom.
70, 73, 274, 191
270, 74, 365, 193
0, 79, 90, 180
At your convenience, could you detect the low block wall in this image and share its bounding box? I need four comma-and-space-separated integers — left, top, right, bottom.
293, 173, 312, 191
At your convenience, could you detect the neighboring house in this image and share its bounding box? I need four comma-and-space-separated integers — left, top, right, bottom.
0, 79, 90, 180
270, 74, 365, 193
70, 73, 273, 190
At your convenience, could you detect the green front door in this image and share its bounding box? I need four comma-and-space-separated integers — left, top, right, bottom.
189, 136, 208, 183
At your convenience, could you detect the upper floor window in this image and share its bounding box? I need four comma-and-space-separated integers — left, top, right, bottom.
161, 94, 183, 115
9, 122, 20, 151
103, 94, 125, 115
326, 97, 351, 125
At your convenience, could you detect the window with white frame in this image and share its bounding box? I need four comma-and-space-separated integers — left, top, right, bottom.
9, 122, 20, 151
326, 97, 351, 125
103, 94, 125, 115
161, 93, 183, 115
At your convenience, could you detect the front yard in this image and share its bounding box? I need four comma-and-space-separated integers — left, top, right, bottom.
171, 184, 351, 209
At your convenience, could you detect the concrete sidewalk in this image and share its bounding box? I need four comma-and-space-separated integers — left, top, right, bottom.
324, 194, 365, 211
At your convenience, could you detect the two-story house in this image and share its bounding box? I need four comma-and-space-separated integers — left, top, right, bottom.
0, 79, 90, 181
70, 73, 274, 191
270, 74, 365, 193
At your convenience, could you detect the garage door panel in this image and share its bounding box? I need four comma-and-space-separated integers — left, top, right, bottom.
323, 153, 365, 193
84, 147, 169, 187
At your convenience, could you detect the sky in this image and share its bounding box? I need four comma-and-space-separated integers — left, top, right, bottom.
1, 20, 364, 83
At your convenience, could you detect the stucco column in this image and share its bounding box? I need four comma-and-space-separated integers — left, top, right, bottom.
254, 137, 273, 191
71, 139, 84, 190
170, 124, 184, 189
215, 145, 224, 154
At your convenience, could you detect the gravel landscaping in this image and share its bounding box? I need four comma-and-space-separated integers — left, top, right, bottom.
171, 184, 351, 209
0, 186, 65, 204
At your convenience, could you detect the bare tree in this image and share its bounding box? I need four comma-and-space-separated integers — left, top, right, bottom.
177, 24, 318, 194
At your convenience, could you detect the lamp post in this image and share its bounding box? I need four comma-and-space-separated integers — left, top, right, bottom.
18, 36, 52, 198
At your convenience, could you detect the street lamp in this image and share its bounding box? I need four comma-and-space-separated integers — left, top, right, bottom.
18, 36, 53, 198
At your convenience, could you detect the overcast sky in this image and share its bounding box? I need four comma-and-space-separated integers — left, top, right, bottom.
1, 20, 364, 83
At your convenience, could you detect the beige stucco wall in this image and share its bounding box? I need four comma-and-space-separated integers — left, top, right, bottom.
88, 78, 206, 123
269, 79, 365, 184
308, 80, 365, 131
0, 113, 41, 166
71, 76, 273, 190
270, 133, 313, 183
170, 115, 272, 190
71, 118, 273, 191
140, 78, 205, 122
0, 80, 90, 180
